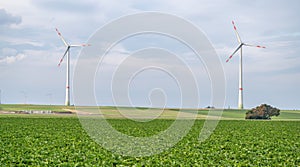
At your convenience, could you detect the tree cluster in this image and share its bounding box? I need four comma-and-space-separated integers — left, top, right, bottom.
245, 104, 280, 120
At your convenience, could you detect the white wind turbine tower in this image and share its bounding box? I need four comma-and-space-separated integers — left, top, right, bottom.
55, 28, 90, 106
226, 21, 266, 109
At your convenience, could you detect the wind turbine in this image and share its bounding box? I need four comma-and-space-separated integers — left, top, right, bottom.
55, 28, 90, 106
226, 21, 265, 109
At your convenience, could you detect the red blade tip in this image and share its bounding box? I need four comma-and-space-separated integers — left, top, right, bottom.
55, 28, 61, 36
232, 21, 237, 30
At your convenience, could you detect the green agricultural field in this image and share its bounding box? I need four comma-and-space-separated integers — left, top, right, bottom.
0, 114, 299, 166
0, 104, 75, 113
1, 104, 300, 120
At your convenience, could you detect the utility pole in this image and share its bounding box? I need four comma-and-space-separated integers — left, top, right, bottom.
0, 89, 2, 104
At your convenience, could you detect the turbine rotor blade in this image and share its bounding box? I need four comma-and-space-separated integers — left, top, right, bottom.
226, 44, 243, 63
70, 44, 91, 47
244, 43, 266, 49
55, 28, 69, 47
232, 21, 242, 44
58, 47, 70, 67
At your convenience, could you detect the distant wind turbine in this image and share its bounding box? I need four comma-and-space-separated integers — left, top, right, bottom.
226, 21, 266, 109
55, 28, 90, 106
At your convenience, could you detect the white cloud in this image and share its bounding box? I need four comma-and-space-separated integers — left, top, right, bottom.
0, 53, 26, 64
1, 48, 17, 56
0, 0, 299, 108
0, 8, 22, 26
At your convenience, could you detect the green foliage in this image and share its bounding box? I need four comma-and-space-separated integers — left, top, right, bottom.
0, 117, 299, 166
246, 104, 280, 119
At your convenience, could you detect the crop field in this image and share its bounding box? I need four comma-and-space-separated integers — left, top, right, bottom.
1, 104, 300, 120
0, 104, 75, 113
0, 113, 299, 166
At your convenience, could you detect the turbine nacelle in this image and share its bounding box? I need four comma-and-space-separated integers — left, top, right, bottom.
226, 21, 266, 63
226, 21, 266, 109
55, 28, 90, 106
56, 28, 90, 66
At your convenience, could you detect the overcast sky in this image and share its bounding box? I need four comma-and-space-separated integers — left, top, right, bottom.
0, 0, 299, 109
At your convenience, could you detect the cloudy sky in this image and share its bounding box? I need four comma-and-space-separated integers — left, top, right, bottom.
0, 0, 299, 109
